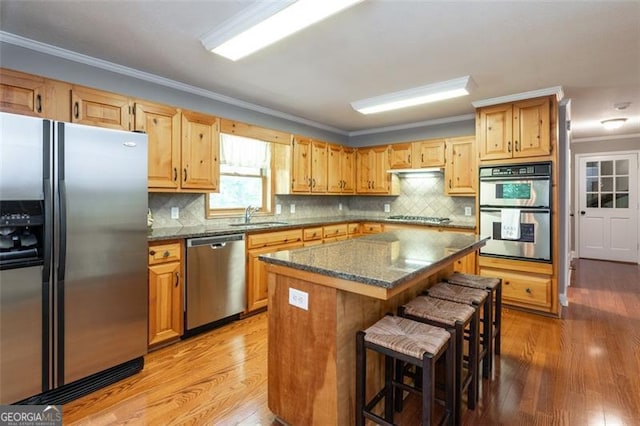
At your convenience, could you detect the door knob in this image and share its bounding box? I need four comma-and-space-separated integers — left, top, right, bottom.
580, 211, 586, 215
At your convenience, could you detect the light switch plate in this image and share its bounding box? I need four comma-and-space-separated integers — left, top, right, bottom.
171, 207, 179, 219
289, 288, 308, 310
276, 204, 282, 215
290, 204, 296, 214
465, 206, 472, 216
339, 203, 343, 211
384, 204, 390, 213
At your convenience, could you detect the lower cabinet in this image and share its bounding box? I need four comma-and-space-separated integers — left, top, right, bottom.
452, 250, 477, 274
479, 256, 555, 314
246, 229, 303, 314
148, 240, 184, 349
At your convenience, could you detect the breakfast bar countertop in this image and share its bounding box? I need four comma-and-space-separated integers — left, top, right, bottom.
260, 229, 488, 290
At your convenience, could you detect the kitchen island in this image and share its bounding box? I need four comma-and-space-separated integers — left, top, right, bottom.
260, 229, 488, 425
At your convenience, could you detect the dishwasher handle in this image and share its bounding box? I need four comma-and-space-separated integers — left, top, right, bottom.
187, 234, 244, 248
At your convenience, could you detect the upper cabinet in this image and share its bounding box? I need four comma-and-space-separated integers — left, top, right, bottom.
327, 144, 355, 194
356, 145, 398, 195
291, 136, 327, 193
0, 68, 70, 121
389, 143, 413, 169
134, 101, 181, 190
180, 110, 220, 191
389, 139, 446, 169
71, 85, 131, 130
444, 136, 476, 196
478, 97, 551, 161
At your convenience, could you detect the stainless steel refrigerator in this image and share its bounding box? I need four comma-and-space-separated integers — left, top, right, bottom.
0, 111, 148, 404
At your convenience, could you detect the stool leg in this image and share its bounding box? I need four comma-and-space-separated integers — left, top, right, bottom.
483, 295, 493, 379
421, 355, 434, 426
384, 355, 394, 423
356, 331, 365, 426
469, 311, 479, 408
495, 283, 502, 355
445, 339, 457, 426
452, 327, 462, 425
394, 360, 404, 412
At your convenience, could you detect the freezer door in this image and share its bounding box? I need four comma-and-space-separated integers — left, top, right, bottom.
0, 266, 43, 404
0, 112, 46, 200
56, 123, 148, 385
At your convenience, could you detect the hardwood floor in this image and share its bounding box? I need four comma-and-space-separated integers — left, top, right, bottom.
63, 259, 640, 425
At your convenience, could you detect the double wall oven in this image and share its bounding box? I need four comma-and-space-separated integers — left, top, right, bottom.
479, 162, 552, 262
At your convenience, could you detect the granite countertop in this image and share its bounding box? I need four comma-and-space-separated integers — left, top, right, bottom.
259, 229, 488, 289
147, 216, 476, 241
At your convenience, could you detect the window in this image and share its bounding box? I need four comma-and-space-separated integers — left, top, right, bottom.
207, 134, 273, 217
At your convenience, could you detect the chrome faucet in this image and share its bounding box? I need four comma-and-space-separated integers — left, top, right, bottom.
244, 205, 259, 224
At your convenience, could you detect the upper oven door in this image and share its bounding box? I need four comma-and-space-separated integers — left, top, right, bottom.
479, 177, 550, 208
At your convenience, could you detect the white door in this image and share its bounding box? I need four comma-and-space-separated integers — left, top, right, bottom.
578, 153, 638, 262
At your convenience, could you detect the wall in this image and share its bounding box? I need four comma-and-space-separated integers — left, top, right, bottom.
349, 119, 475, 147
148, 174, 475, 228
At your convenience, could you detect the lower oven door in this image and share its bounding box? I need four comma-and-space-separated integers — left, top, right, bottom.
479, 208, 551, 262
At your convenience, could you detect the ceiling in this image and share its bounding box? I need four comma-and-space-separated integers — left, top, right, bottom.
1, 0, 639, 141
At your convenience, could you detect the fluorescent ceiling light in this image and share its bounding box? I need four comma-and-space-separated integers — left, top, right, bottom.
351, 76, 475, 115
201, 0, 363, 61
601, 118, 627, 130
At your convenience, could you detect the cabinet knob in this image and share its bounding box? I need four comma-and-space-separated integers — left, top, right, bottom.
149, 250, 156, 256
525, 288, 532, 294
175, 272, 179, 287
163, 251, 170, 258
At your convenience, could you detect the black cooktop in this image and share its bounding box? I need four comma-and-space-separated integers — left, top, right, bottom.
387, 215, 451, 224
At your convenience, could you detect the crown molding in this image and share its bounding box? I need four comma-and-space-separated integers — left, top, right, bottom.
348, 113, 475, 137
571, 133, 640, 143
0, 31, 348, 136
471, 86, 564, 108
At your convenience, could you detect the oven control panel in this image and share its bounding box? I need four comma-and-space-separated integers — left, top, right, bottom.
480, 162, 552, 178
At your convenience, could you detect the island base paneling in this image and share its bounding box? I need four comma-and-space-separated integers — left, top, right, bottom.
266, 266, 450, 425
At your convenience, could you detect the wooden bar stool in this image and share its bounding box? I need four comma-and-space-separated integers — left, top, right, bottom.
424, 282, 491, 383
356, 315, 455, 426
446, 272, 502, 375
398, 296, 478, 425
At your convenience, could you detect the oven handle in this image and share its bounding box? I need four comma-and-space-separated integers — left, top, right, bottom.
480, 208, 550, 214
479, 176, 550, 182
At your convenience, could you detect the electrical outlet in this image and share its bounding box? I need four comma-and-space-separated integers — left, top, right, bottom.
171, 207, 179, 219
384, 204, 390, 213
276, 204, 282, 215
339, 203, 343, 211
290, 204, 296, 214
464, 206, 472, 216
289, 288, 308, 310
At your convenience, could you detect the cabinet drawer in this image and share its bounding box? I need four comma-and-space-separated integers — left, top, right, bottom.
323, 224, 347, 239
480, 268, 550, 308
303, 227, 323, 241
247, 229, 303, 249
148, 241, 182, 265
347, 223, 360, 235
362, 223, 384, 234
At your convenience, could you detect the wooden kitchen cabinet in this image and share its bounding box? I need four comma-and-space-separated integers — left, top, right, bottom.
180, 110, 220, 191
291, 136, 327, 193
0, 68, 70, 121
444, 136, 476, 196
327, 144, 355, 194
356, 145, 398, 194
413, 139, 446, 168
361, 222, 384, 234
478, 97, 551, 161
389, 143, 413, 169
148, 240, 184, 348
347, 222, 361, 238
323, 223, 348, 243
134, 101, 181, 190
303, 226, 324, 246
246, 229, 303, 313
71, 85, 131, 130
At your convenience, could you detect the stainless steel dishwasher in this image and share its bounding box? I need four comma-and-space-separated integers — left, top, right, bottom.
185, 234, 246, 335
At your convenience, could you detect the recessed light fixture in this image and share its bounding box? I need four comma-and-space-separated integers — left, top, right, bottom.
200, 0, 363, 61
601, 118, 627, 130
351, 76, 476, 115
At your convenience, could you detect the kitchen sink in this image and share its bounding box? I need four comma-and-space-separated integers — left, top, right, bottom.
229, 221, 288, 228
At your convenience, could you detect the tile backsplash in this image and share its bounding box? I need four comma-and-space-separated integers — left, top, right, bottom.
149, 175, 475, 228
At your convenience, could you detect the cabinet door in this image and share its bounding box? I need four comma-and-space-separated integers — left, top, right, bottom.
478, 104, 513, 161
389, 143, 413, 169
356, 148, 372, 193
291, 136, 312, 193
181, 110, 219, 191
148, 261, 183, 346
327, 144, 343, 193
341, 147, 356, 193
71, 86, 131, 130
135, 101, 181, 190
513, 98, 550, 158
445, 136, 476, 196
311, 140, 327, 193
0, 69, 46, 117
369, 146, 391, 193
413, 139, 445, 168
